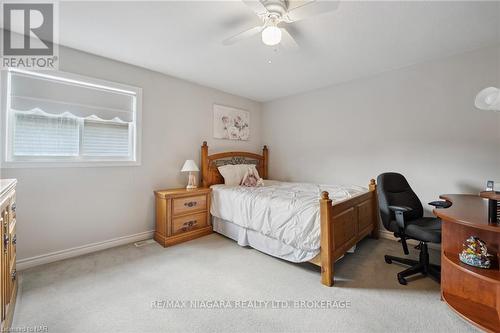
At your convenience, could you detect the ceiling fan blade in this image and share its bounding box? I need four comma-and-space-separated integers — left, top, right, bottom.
285, 0, 339, 22
280, 28, 299, 50
223, 25, 264, 45
242, 0, 268, 16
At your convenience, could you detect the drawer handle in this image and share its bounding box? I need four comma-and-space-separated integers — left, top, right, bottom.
3, 234, 9, 253
11, 270, 16, 281
11, 203, 16, 212
181, 220, 198, 232
12, 234, 16, 245
184, 201, 197, 208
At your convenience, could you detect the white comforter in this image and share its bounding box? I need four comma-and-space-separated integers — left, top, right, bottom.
210, 180, 367, 252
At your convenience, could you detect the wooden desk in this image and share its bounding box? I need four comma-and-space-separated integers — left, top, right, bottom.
434, 194, 500, 333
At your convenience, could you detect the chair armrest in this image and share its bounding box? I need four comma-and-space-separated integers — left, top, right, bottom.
388, 205, 413, 213
428, 200, 451, 209
388, 206, 413, 229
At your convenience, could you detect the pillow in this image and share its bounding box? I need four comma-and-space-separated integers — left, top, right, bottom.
240, 165, 263, 187
218, 164, 259, 186
218, 164, 247, 185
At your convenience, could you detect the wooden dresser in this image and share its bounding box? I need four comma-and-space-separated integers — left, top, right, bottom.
154, 187, 212, 247
0, 179, 17, 331
434, 194, 500, 333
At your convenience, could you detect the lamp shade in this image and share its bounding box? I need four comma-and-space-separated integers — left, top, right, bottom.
181, 160, 199, 172
475, 87, 500, 111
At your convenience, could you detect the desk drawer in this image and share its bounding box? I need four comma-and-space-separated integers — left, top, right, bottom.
172, 195, 207, 216
172, 212, 207, 235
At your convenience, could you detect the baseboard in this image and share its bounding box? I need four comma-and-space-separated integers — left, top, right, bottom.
17, 230, 155, 271
17, 229, 434, 271
378, 229, 440, 250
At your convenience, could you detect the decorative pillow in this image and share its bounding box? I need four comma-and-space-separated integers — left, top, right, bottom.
240, 165, 264, 187
218, 164, 248, 186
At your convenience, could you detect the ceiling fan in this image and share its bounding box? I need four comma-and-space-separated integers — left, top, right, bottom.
223, 0, 339, 48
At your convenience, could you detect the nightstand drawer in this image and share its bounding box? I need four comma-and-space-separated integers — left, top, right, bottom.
172, 212, 208, 235
172, 195, 207, 216
154, 187, 212, 247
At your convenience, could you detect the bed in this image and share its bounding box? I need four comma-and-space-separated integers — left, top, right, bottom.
200, 141, 379, 286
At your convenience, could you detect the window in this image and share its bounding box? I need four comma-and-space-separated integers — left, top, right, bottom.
2, 69, 141, 167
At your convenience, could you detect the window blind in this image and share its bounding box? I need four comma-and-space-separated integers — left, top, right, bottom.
13, 112, 80, 156
10, 70, 135, 122
5, 69, 139, 163
82, 120, 130, 157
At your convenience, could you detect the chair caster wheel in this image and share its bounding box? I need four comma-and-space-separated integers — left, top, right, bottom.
384, 256, 392, 264
397, 274, 407, 285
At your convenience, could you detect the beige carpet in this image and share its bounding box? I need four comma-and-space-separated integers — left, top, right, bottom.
13, 234, 477, 333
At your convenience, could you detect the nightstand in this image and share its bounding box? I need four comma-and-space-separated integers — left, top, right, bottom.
154, 187, 212, 247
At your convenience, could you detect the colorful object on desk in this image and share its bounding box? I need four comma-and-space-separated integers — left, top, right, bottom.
459, 236, 492, 269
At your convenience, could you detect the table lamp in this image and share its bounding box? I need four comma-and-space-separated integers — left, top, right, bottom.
181, 160, 199, 189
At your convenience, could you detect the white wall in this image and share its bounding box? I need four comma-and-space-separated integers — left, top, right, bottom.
1, 46, 262, 261
2, 44, 499, 263
262, 46, 500, 216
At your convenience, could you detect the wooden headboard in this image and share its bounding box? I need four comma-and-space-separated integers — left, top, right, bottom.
201, 141, 268, 187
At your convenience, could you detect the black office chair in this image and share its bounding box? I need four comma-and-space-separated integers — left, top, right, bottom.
377, 172, 444, 285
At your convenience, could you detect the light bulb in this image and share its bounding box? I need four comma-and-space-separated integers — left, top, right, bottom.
262, 26, 282, 46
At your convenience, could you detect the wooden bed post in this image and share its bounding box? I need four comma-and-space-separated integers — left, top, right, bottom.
320, 191, 334, 286
369, 179, 379, 239
262, 145, 268, 179
201, 141, 209, 188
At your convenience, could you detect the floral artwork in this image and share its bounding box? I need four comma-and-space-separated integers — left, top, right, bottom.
213, 104, 250, 141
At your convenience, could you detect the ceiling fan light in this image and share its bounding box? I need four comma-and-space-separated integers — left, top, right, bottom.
261, 26, 282, 46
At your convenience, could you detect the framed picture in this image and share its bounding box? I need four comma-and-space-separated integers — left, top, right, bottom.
487, 180, 494, 191
213, 104, 250, 141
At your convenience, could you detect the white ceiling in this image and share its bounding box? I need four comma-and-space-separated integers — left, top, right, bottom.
57, 1, 500, 102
